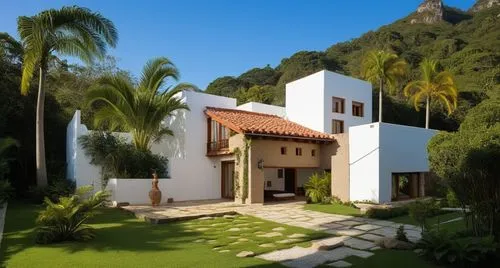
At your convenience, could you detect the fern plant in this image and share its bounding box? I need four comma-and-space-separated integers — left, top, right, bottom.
35, 186, 110, 244
304, 172, 331, 203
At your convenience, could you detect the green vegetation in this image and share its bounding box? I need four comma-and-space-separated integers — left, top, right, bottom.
361, 50, 408, 122
0, 202, 328, 267
404, 58, 458, 128
304, 203, 361, 216
304, 172, 331, 203
87, 57, 194, 151
365, 206, 409, 220
18, 6, 118, 186
392, 212, 466, 233
340, 249, 440, 268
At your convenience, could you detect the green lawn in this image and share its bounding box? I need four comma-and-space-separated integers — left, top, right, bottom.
391, 212, 466, 233
304, 203, 362, 216
0, 202, 329, 268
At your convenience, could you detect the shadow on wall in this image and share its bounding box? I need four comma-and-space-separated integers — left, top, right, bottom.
152, 109, 187, 159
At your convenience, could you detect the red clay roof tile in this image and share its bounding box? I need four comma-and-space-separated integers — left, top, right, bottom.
205, 107, 334, 141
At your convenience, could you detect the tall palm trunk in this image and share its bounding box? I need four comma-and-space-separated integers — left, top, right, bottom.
379, 79, 383, 123
36, 66, 48, 186
425, 96, 430, 129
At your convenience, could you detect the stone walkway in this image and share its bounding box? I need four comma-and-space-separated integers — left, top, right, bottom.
0, 203, 7, 247
124, 200, 422, 267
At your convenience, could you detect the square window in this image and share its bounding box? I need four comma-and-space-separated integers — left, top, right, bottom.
280, 147, 287, 155
332, 97, 345, 114
352, 101, 364, 117
311, 149, 316, 157
277, 169, 284, 178
332, 120, 344, 134
296, 148, 302, 156
266, 181, 272, 187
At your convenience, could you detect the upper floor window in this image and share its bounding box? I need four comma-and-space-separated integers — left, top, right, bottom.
311, 149, 316, 157
332, 119, 344, 134
296, 148, 302, 156
281, 147, 287, 155
332, 97, 345, 114
207, 118, 230, 154
352, 101, 364, 117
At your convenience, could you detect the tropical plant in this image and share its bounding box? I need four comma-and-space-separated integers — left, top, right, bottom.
0, 180, 14, 204
408, 200, 441, 232
404, 58, 458, 129
304, 172, 331, 203
396, 225, 410, 242
0, 137, 20, 180
417, 229, 497, 267
86, 57, 195, 151
18, 6, 118, 186
35, 185, 110, 244
361, 50, 408, 122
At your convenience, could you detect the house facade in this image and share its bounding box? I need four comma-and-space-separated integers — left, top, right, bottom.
66, 70, 437, 205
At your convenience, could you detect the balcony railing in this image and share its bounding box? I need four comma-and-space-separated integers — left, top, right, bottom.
207, 139, 230, 155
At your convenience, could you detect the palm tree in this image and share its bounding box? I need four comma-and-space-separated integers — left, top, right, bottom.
361, 50, 408, 122
86, 57, 195, 151
404, 58, 458, 129
18, 6, 118, 186
0, 32, 23, 62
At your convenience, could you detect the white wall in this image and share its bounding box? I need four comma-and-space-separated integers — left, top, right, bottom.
286, 70, 372, 134
349, 123, 380, 202
286, 71, 325, 132
323, 71, 372, 133
67, 91, 239, 202
264, 168, 284, 191
348, 122, 437, 203
378, 123, 437, 203
106, 178, 174, 205
237, 102, 286, 117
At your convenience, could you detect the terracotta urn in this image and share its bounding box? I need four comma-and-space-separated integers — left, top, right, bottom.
149, 171, 162, 206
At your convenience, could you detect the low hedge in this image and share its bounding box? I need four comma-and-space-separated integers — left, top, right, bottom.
365, 206, 409, 219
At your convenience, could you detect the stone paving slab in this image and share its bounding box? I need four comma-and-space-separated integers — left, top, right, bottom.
0, 203, 7, 247
281, 247, 374, 268
328, 260, 352, 267
354, 224, 381, 231
358, 233, 385, 242
325, 228, 366, 237
343, 237, 376, 250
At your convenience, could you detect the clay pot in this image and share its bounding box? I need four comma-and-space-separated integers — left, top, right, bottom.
149, 172, 162, 206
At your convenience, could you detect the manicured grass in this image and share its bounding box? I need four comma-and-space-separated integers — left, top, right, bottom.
391, 212, 466, 233
0, 202, 329, 268
304, 203, 362, 216
342, 249, 441, 268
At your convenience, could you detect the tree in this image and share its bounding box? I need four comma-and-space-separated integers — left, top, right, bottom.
18, 6, 118, 186
236, 85, 274, 105
86, 57, 195, 151
361, 50, 408, 122
404, 58, 458, 129
0, 32, 23, 63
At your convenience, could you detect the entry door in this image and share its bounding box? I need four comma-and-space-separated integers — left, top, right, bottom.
284, 168, 296, 193
221, 161, 235, 199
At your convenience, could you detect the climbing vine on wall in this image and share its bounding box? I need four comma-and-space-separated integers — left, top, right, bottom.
242, 138, 251, 202
232, 147, 242, 198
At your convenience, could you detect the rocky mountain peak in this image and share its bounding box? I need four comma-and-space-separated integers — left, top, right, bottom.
411, 0, 445, 24
470, 0, 500, 12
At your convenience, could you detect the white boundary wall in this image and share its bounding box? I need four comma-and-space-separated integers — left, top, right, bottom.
348, 122, 437, 203
237, 102, 286, 117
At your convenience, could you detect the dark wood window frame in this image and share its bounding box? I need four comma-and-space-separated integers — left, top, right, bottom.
352, 101, 364, 117
277, 168, 284, 178
332, 97, 345, 114
332, 119, 345, 134
280, 147, 287, 155
296, 147, 302, 156
207, 118, 230, 155
311, 149, 316, 157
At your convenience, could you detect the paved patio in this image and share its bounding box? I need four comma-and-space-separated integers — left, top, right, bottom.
123, 200, 422, 267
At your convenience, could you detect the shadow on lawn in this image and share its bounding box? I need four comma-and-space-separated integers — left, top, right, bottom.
0, 202, 202, 266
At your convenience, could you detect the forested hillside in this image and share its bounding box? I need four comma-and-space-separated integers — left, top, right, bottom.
205, 4, 499, 128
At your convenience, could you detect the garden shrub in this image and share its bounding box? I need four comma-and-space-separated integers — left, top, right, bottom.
35, 186, 110, 244
417, 229, 497, 267
446, 189, 460, 208
396, 225, 410, 242
27, 177, 76, 203
365, 206, 409, 219
79, 132, 168, 180
304, 172, 331, 203
0, 180, 14, 204
408, 199, 441, 232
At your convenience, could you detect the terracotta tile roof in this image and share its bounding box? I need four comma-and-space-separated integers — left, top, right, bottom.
205, 107, 334, 141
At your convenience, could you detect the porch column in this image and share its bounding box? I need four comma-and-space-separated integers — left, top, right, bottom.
410, 173, 419, 198
419, 172, 426, 197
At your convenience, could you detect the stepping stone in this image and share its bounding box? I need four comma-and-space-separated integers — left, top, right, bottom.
219, 249, 230, 253
196, 227, 210, 231
236, 251, 255, 257
194, 239, 205, 243
259, 243, 276, 248
212, 247, 222, 251
227, 228, 240, 232
328, 260, 352, 267
338, 220, 362, 227
228, 236, 239, 239
235, 223, 249, 227
254, 221, 264, 224
325, 229, 365, 236
254, 231, 266, 234
277, 238, 300, 244
371, 220, 396, 227
257, 246, 319, 262
229, 241, 240, 245
272, 227, 286, 231
358, 233, 385, 242
354, 224, 381, 231
343, 237, 375, 250
370, 246, 381, 251
199, 216, 213, 220
322, 223, 343, 229
206, 240, 217, 244
288, 233, 307, 238
257, 232, 283, 238
369, 227, 397, 237
238, 238, 249, 242
312, 236, 349, 250
223, 215, 236, 219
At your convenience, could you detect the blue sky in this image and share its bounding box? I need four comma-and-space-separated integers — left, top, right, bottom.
1, 0, 475, 89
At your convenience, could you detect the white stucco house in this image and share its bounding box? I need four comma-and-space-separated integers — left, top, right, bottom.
67, 70, 437, 205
